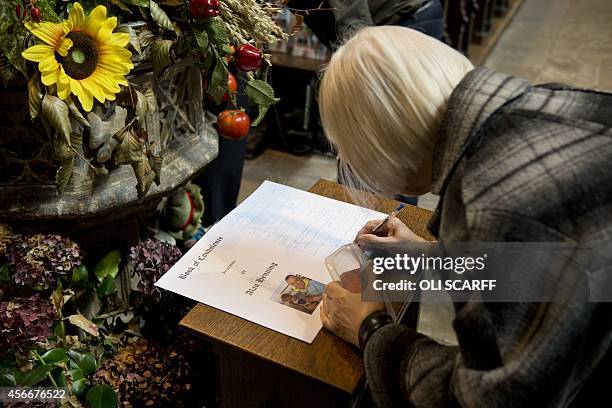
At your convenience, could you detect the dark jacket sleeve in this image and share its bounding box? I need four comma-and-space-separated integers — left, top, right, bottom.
363, 210, 612, 407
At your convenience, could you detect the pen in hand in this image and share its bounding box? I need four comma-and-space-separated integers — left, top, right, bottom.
370, 203, 405, 235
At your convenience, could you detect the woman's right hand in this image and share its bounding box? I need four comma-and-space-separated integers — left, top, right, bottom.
355, 217, 426, 244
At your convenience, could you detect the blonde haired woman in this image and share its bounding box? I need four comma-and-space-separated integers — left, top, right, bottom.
319, 26, 612, 407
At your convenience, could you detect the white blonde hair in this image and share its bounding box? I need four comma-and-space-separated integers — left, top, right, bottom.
319, 26, 474, 197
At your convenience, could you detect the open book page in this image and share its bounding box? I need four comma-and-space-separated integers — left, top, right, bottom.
155, 181, 385, 343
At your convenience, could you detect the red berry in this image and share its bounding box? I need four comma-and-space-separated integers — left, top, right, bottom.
30, 7, 41, 21
189, 0, 220, 19
15, 4, 22, 19
234, 44, 263, 72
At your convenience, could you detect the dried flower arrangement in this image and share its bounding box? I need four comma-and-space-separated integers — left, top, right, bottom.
0, 225, 211, 407
0, 0, 287, 197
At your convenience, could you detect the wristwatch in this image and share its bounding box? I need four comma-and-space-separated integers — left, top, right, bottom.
358, 310, 394, 352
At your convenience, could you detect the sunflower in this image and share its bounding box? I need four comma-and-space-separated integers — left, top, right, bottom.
21, 3, 133, 111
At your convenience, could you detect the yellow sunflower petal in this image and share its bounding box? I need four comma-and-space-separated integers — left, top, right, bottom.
57, 37, 73, 57
21, 44, 54, 62
98, 45, 132, 58
82, 6, 114, 42
68, 2, 86, 30
24, 21, 68, 48
98, 59, 133, 75
81, 77, 107, 103
41, 68, 60, 86
77, 86, 94, 112
91, 69, 121, 94
107, 32, 130, 48
69, 78, 83, 98
38, 55, 59, 73
57, 79, 71, 100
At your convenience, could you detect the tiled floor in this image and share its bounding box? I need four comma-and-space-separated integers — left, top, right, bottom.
237, 0, 612, 345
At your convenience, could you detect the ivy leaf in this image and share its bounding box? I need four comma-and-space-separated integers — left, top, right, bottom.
56, 154, 75, 194
41, 348, 68, 365
86, 384, 118, 408
151, 39, 173, 75
205, 19, 229, 49
67, 368, 86, 396
94, 250, 121, 282
245, 79, 280, 126
97, 275, 117, 297
67, 314, 100, 337
150, 0, 173, 31
28, 72, 43, 120
42, 94, 72, 147
207, 58, 228, 104
16, 365, 51, 386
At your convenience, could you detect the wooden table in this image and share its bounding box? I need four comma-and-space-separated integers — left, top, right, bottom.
180, 179, 434, 407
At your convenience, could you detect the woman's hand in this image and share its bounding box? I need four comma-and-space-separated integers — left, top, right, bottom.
355, 217, 426, 244
320, 282, 384, 347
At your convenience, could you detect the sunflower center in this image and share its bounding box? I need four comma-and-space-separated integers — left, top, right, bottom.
58, 32, 98, 80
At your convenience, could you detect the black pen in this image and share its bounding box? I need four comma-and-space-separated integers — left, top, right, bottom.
371, 203, 405, 235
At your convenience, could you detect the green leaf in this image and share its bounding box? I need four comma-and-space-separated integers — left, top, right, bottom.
205, 19, 229, 49
207, 58, 228, 104
41, 348, 68, 365
95, 250, 121, 282
42, 94, 72, 147
17, 364, 51, 386
97, 275, 117, 297
150, 0, 173, 31
53, 368, 66, 387
53, 320, 65, 338
86, 384, 118, 408
245, 79, 281, 126
67, 314, 100, 337
67, 351, 97, 376
56, 154, 75, 194
191, 24, 209, 51
122, 0, 149, 6
71, 265, 89, 283
151, 39, 173, 75
0, 264, 9, 283
28, 73, 44, 120
67, 368, 86, 396
0, 369, 16, 387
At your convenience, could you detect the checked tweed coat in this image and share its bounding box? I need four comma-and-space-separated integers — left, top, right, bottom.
364, 67, 612, 407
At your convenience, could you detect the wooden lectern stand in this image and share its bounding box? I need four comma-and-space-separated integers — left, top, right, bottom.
179, 179, 434, 407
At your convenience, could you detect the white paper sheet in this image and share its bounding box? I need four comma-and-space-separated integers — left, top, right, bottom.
155, 181, 385, 343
